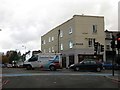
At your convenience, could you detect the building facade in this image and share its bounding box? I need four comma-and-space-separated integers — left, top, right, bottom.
105, 30, 120, 62
41, 15, 105, 68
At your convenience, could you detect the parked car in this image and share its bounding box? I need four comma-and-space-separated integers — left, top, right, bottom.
102, 62, 112, 70
17, 62, 24, 68
103, 62, 120, 70
69, 59, 103, 72
7, 64, 12, 68
0, 63, 6, 68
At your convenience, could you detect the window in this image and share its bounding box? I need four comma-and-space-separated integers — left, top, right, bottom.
43, 49, 46, 53
106, 33, 111, 38
49, 37, 51, 42
53, 55, 59, 61
69, 41, 73, 48
69, 27, 73, 34
88, 38, 95, 47
60, 30, 63, 37
60, 43, 63, 50
42, 40, 46, 45
51, 37, 54, 41
90, 61, 96, 64
42, 41, 44, 45
106, 45, 110, 50
93, 25, 97, 33
52, 47, 54, 52
28, 56, 38, 62
49, 48, 51, 53
43, 40, 46, 44
83, 61, 91, 64
88, 38, 92, 47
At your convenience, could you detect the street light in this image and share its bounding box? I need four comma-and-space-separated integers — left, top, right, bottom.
22, 45, 26, 62
22, 45, 26, 54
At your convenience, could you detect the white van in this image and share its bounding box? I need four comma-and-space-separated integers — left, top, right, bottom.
23, 53, 62, 71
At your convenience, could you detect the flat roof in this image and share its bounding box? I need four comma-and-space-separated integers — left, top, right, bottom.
41, 14, 104, 37
73, 14, 104, 18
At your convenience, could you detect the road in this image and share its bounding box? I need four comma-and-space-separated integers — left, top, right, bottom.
1, 68, 120, 89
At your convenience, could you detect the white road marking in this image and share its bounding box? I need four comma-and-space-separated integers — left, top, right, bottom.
0, 73, 119, 77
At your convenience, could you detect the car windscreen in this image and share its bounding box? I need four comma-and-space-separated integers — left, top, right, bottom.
28, 55, 38, 62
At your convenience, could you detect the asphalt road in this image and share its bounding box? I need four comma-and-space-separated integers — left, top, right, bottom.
1, 68, 120, 89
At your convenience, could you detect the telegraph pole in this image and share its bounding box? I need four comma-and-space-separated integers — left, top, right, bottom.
58, 30, 60, 53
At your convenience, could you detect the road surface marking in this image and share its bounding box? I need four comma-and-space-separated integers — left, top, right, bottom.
0, 73, 119, 77
1, 80, 9, 88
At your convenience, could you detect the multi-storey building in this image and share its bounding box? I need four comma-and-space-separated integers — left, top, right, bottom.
41, 15, 105, 68
105, 30, 120, 62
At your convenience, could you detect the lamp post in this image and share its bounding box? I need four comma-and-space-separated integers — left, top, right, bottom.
22, 45, 26, 62
22, 45, 26, 54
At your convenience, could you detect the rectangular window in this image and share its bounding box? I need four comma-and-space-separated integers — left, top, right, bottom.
42, 41, 44, 45
43, 49, 46, 53
28, 56, 38, 62
106, 34, 111, 38
52, 47, 54, 52
106, 45, 110, 50
60, 30, 63, 37
88, 38, 92, 47
69, 41, 73, 48
49, 37, 51, 42
88, 38, 95, 47
60, 43, 63, 50
52, 37, 54, 41
43, 40, 46, 44
49, 48, 51, 53
69, 27, 73, 34
93, 25, 97, 33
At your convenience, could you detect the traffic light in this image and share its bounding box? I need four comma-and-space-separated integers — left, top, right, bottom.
94, 42, 98, 51
101, 45, 104, 52
111, 40, 115, 49
111, 35, 115, 49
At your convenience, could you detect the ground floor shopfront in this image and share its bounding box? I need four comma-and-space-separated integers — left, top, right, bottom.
60, 49, 105, 68
106, 50, 120, 64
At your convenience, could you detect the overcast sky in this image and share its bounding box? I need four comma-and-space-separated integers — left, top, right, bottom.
0, 0, 119, 54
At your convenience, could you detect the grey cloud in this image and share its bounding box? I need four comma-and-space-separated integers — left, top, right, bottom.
0, 0, 119, 53
0, 39, 13, 49
118, 1, 120, 30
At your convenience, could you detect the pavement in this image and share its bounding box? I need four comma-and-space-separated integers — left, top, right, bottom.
105, 75, 120, 82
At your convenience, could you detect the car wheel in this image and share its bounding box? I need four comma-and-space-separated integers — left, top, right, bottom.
49, 65, 56, 71
75, 67, 79, 71
26, 65, 32, 70
96, 67, 101, 72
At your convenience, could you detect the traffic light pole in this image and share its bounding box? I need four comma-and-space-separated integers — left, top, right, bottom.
118, 48, 120, 64
112, 48, 115, 76
110, 34, 116, 76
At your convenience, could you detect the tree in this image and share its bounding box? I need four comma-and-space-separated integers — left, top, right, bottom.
2, 55, 9, 64
8, 51, 21, 63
